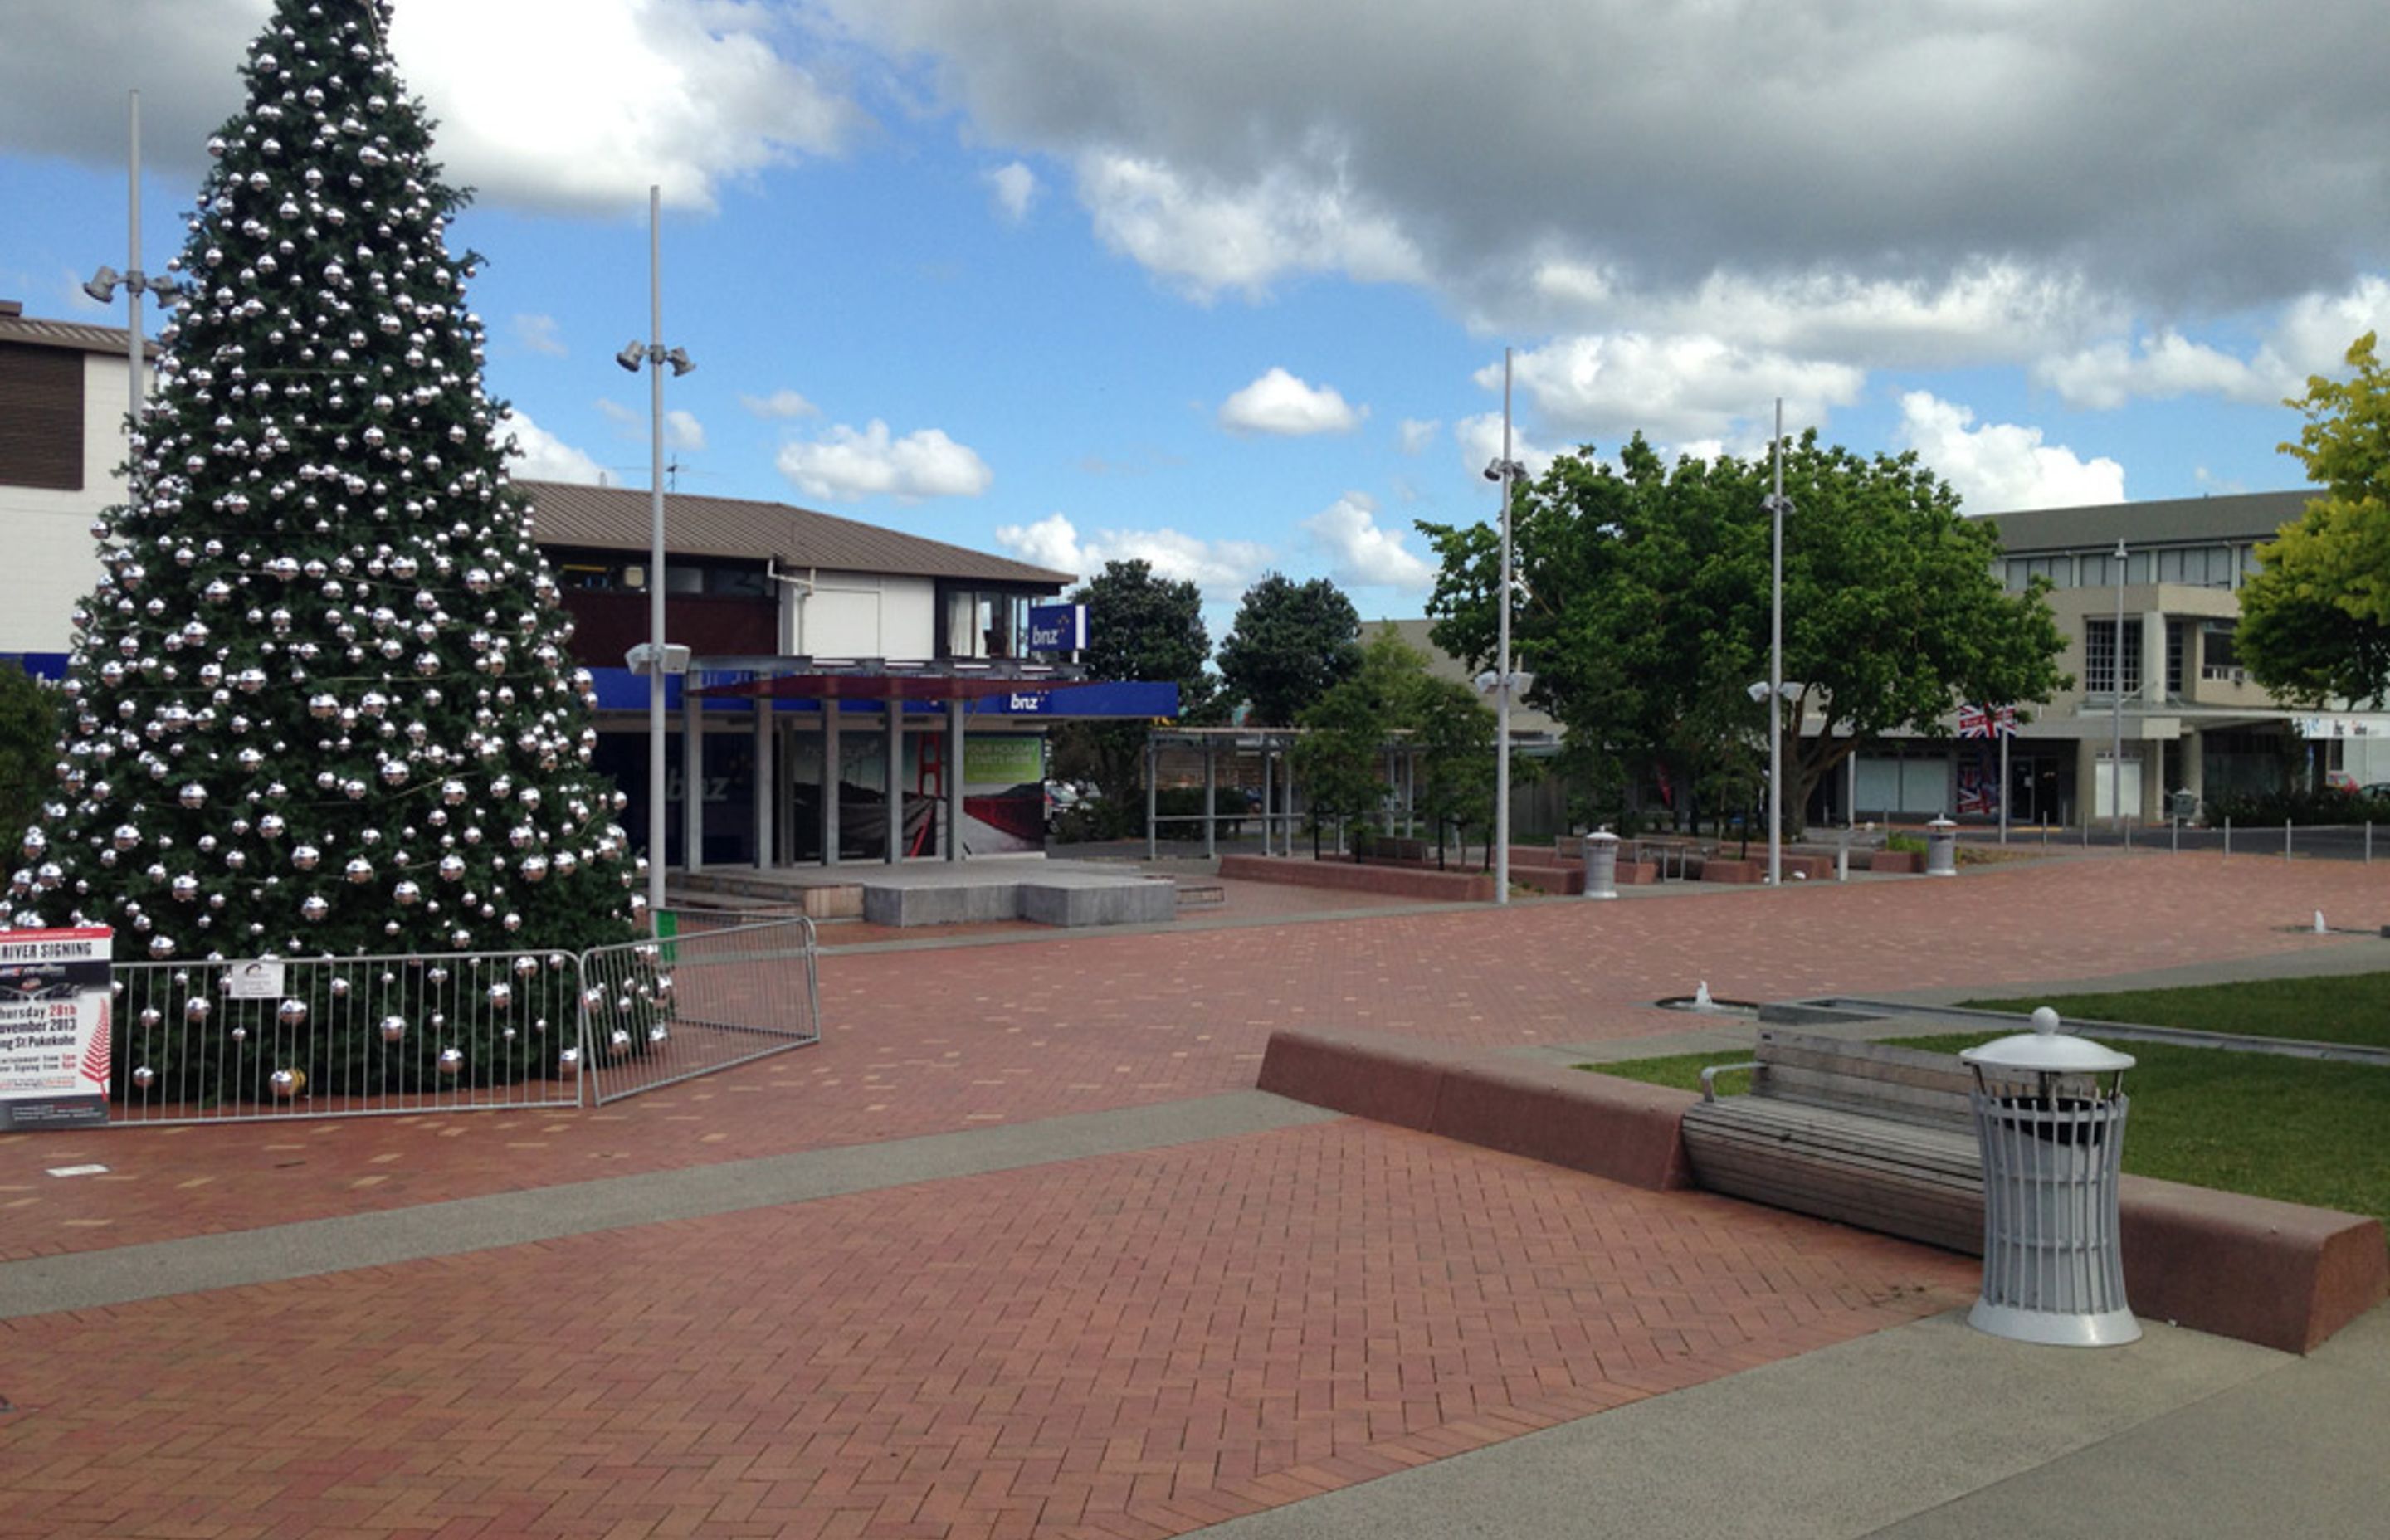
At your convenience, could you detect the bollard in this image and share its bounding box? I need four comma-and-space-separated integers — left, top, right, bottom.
1836, 826, 1851, 882
1581, 830, 1619, 900
2170, 815, 2178, 854
2285, 818, 2293, 861
2224, 816, 2231, 858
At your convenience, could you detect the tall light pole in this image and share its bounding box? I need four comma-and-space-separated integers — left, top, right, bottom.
84, 91, 178, 455
1483, 348, 1527, 907
2111, 536, 2126, 834
617, 185, 695, 931
1764, 400, 1791, 889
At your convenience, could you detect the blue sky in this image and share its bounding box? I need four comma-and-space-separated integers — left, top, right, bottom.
2, 1, 2385, 641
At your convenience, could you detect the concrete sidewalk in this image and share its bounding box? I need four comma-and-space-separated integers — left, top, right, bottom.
1183, 1304, 2390, 1539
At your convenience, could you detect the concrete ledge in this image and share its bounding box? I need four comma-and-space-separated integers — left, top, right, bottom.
1432, 1059, 1695, 1190
1871, 850, 1926, 874
1219, 854, 1495, 902
2119, 1175, 2389, 1354
1254, 1026, 1448, 1131
1257, 1028, 1695, 1192
1510, 862, 1585, 896
1702, 857, 1764, 884
1016, 879, 1177, 928
861, 880, 1021, 927
1615, 860, 1659, 885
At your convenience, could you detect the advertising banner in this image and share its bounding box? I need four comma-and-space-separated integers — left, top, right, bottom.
0, 926, 114, 1132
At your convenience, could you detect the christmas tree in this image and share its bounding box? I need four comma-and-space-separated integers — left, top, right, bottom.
3, 0, 653, 1100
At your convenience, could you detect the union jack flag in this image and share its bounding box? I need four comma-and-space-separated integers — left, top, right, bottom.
1957, 757, 2001, 816
1957, 702, 2017, 739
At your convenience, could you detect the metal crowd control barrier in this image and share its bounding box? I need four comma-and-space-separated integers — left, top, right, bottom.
110, 948, 588, 1124
103, 915, 820, 1124
579, 915, 821, 1105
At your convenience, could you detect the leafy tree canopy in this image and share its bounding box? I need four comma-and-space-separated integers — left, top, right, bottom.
1419, 432, 2071, 826
1071, 559, 1222, 722
1217, 573, 1360, 726
2241, 333, 2390, 707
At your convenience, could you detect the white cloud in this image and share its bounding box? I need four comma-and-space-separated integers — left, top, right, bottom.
497, 410, 606, 485
1397, 417, 1441, 455
2035, 275, 2390, 410
512, 314, 568, 358
664, 409, 706, 452
0, 1, 861, 214
740, 388, 821, 420
1896, 392, 2124, 514
2034, 332, 2271, 411
1302, 493, 1433, 590
595, 398, 641, 431
1501, 334, 1864, 446
1076, 149, 1425, 300
993, 513, 1270, 596
1217, 367, 1366, 436
774, 420, 993, 501
986, 161, 1040, 223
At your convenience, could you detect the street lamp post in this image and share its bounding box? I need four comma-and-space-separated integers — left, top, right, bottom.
83, 92, 178, 455
1764, 399, 1791, 888
1482, 348, 1528, 907
617, 185, 695, 932
2111, 537, 2126, 835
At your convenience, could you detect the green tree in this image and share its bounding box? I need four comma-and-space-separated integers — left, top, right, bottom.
1408, 670, 1496, 867
2, 1, 642, 1096
0, 662, 61, 849
1421, 433, 2070, 831
1217, 573, 1361, 726
1290, 627, 1414, 855
1046, 560, 1221, 837
2241, 333, 2390, 706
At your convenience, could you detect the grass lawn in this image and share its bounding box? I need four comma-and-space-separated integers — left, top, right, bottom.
1591, 1036, 2390, 1230
1955, 972, 2390, 1050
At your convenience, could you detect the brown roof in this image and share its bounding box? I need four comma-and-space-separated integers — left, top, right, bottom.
519, 479, 1073, 588
0, 305, 158, 358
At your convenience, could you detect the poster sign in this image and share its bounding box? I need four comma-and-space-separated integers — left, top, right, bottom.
1026, 603, 1088, 654
963, 736, 1045, 787
0, 926, 114, 1132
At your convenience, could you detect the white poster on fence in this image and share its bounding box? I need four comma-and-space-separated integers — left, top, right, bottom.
0, 926, 115, 1132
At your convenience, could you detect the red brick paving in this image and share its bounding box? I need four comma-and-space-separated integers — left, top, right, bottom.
1, 854, 2376, 1260
0, 1118, 1974, 1540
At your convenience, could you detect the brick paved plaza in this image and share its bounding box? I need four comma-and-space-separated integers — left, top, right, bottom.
2, 852, 2383, 1538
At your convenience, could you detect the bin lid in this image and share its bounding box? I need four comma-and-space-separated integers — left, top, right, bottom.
1961, 1006, 2135, 1073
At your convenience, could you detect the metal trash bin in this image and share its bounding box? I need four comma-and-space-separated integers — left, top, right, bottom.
1925, 816, 1959, 877
1582, 831, 1619, 900
1961, 1008, 2139, 1347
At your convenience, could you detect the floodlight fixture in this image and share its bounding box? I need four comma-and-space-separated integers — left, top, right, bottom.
84, 266, 123, 304
616, 340, 646, 373
665, 347, 695, 378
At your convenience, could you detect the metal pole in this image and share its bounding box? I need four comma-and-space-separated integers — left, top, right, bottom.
1144, 737, 1157, 860
646, 184, 668, 928
2111, 538, 2125, 836
1769, 398, 1783, 889
2285, 818, 2292, 861
1203, 738, 1217, 860
1495, 346, 1514, 907
2223, 816, 2231, 859
1998, 722, 2010, 845
1261, 740, 1274, 856
126, 90, 144, 435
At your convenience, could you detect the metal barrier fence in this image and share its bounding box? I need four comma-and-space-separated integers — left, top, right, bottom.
111, 948, 588, 1124
104, 914, 820, 1124
579, 914, 820, 1105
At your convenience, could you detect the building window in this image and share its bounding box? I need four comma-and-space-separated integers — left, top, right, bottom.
2003, 554, 2071, 591
2085, 617, 2142, 696
2153, 545, 2235, 587
2202, 619, 2242, 680
2165, 619, 2187, 698
0, 342, 84, 490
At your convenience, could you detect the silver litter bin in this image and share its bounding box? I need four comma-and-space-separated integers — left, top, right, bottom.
1961, 1008, 2139, 1347
1925, 816, 1959, 876
1582, 831, 1618, 900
